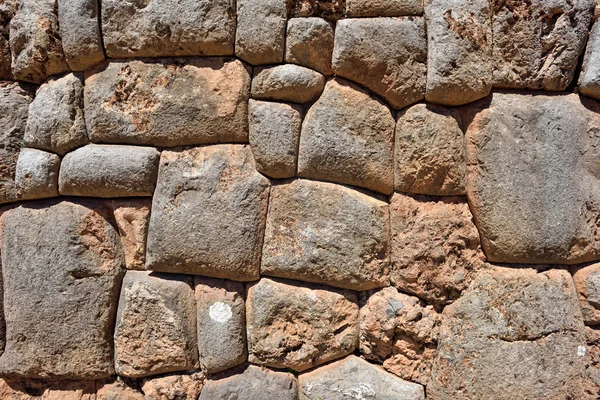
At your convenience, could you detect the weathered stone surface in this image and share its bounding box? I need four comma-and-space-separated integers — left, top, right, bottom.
59, 144, 160, 198
9, 0, 68, 84
0, 1, 14, 80
96, 377, 144, 400
492, 0, 594, 90
425, 0, 493, 105
235, 0, 287, 65
111, 198, 151, 270
0, 379, 95, 400
24, 73, 88, 156
146, 145, 270, 281
332, 18, 427, 110
247, 278, 358, 372
584, 326, 600, 399
0, 200, 124, 379
195, 277, 247, 373
58, 0, 104, 71
102, 0, 235, 58
262, 179, 390, 290
115, 271, 198, 378
428, 267, 588, 400
579, 20, 600, 100
347, 0, 423, 16
390, 193, 485, 306
360, 287, 442, 385
289, 0, 345, 19
572, 263, 600, 325
465, 93, 600, 264
249, 100, 301, 179
298, 79, 395, 194
14, 148, 59, 200
251, 65, 325, 103
299, 356, 425, 400
84, 58, 250, 147
199, 365, 298, 400
142, 372, 205, 400
285, 18, 334, 75
395, 103, 466, 195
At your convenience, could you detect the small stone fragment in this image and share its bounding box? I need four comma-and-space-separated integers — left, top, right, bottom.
285, 18, 335, 75
195, 277, 247, 373
96, 377, 144, 400
299, 355, 425, 400
346, 0, 424, 16
248, 100, 301, 179
251, 64, 325, 103
111, 198, 151, 270
142, 372, 205, 400
115, 271, 198, 378
298, 79, 395, 194
0, 379, 96, 400
14, 148, 59, 200
247, 278, 358, 372
579, 20, 600, 100
572, 263, 600, 325
0, 1, 15, 80
59, 144, 160, 198
262, 179, 390, 291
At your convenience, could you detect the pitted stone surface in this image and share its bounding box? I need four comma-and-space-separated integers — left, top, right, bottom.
111, 198, 151, 271
58, 0, 104, 71
580, 20, 600, 100
572, 263, 600, 325
96, 377, 144, 400
142, 372, 205, 400
0, 379, 96, 400
285, 18, 335, 75
346, 0, 424, 16
14, 148, 59, 200
289, 0, 345, 18
251, 64, 325, 103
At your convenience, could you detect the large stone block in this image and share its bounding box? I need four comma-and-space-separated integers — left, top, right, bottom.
262, 179, 390, 291
247, 278, 359, 372
84, 58, 250, 147
285, 18, 335, 76
579, 20, 600, 100
146, 145, 270, 281
0, 200, 124, 379
346, 0, 423, 16
111, 198, 151, 270
251, 65, 325, 104
58, 0, 104, 71
572, 263, 600, 325
14, 148, 60, 200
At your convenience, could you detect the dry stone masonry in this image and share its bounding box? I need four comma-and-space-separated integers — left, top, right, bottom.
2, 0, 600, 398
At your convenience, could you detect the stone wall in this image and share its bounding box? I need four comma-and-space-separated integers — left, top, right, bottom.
1, 0, 600, 399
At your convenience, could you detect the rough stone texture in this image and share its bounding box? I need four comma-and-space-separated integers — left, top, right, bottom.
102, 0, 235, 58
0, 200, 124, 379
57, 0, 104, 71
199, 365, 298, 400
289, 0, 345, 19
492, 0, 594, 90
395, 103, 467, 195
390, 193, 486, 306
299, 356, 425, 400
428, 267, 588, 400
142, 372, 205, 400
0, 1, 14, 80
84, 58, 250, 147
262, 179, 390, 291
251, 64, 325, 103
285, 18, 334, 75
0, 379, 96, 400
59, 145, 160, 198
579, 20, 600, 100
465, 93, 600, 264
572, 263, 600, 325
332, 17, 427, 110
247, 278, 359, 372
146, 145, 270, 281
24, 73, 88, 156
298, 79, 395, 194
584, 326, 600, 399
111, 198, 151, 270
346, 0, 423, 16
425, 0, 493, 105
9, 0, 68, 84
14, 148, 59, 200
195, 277, 247, 373
360, 287, 442, 385
114, 271, 198, 378
96, 377, 144, 400
248, 100, 301, 179
235, 0, 287, 65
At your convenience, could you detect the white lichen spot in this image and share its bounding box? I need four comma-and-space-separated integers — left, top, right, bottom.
209, 301, 232, 323
578, 345, 587, 357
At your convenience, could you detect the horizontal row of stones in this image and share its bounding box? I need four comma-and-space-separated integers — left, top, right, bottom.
2, 0, 600, 106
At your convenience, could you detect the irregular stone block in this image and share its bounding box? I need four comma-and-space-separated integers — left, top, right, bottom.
247, 278, 358, 372
579, 20, 600, 100
492, 0, 594, 90
146, 145, 270, 281
298, 79, 395, 194
235, 0, 287, 65
14, 148, 59, 200
195, 277, 247, 373
111, 198, 151, 270
262, 179, 390, 290
0, 379, 96, 400
285, 18, 335, 75
58, 0, 104, 71
425, 0, 493, 105
249, 100, 301, 179
84, 58, 250, 147
199, 365, 297, 400
390, 193, 485, 305
251, 64, 325, 103
465, 93, 600, 264
96, 377, 144, 400
115, 271, 198, 378
332, 17, 427, 110
0, 200, 124, 379
24, 73, 88, 156
102, 0, 235, 58
346, 0, 423, 16
9, 0, 68, 84
360, 287, 442, 385
299, 355, 425, 400
0, 1, 14, 80
428, 267, 588, 400
572, 263, 600, 325
289, 0, 344, 18
395, 103, 466, 195
142, 372, 205, 400
59, 144, 160, 198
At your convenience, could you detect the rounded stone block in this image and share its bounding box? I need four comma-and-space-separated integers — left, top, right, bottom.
14, 148, 60, 200
285, 18, 335, 75
251, 64, 325, 104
